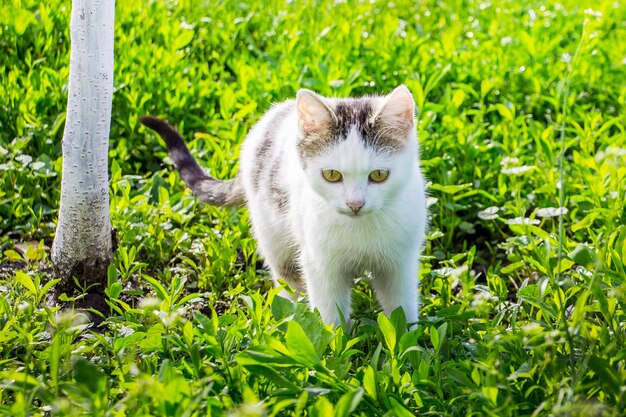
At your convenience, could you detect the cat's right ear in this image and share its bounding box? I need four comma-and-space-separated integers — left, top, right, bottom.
296, 89, 337, 136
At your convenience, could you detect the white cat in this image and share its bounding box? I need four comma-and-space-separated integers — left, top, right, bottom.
141, 85, 427, 327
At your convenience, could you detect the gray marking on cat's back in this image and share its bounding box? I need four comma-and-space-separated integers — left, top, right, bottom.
268, 158, 289, 210
252, 103, 293, 190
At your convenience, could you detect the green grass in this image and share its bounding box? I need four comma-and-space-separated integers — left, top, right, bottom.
1, 0, 626, 415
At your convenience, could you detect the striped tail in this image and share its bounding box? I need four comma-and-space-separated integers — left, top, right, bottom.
140, 116, 245, 208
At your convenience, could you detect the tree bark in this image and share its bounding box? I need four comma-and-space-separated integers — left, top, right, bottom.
51, 0, 115, 292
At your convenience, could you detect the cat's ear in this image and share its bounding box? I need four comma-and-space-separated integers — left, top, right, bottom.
376, 85, 415, 138
296, 89, 337, 136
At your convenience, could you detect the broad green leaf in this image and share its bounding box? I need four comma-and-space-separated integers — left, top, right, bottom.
8, 9, 35, 35
4, 249, 22, 261
568, 244, 597, 268
107, 282, 123, 300
452, 89, 466, 108
173, 29, 194, 50
587, 356, 620, 396
334, 388, 363, 417
107, 264, 118, 288
493, 103, 514, 121
518, 285, 557, 319
362, 366, 377, 399
430, 183, 472, 195
553, 258, 575, 275
49, 334, 61, 394
0, 372, 41, 388
370, 342, 383, 370
377, 313, 396, 354
437, 322, 447, 351
42, 278, 61, 295
388, 397, 415, 417
471, 367, 481, 385
480, 79, 494, 99
527, 225, 551, 241
285, 320, 321, 368
572, 212, 599, 232
518, 284, 540, 301
142, 275, 169, 303
430, 325, 440, 351
310, 397, 334, 417
571, 286, 590, 326
501, 261, 525, 275
272, 294, 296, 321
73, 357, 107, 393
176, 292, 204, 307
482, 386, 498, 405
238, 346, 299, 368
183, 320, 194, 346
15, 270, 37, 294
591, 279, 611, 323
242, 364, 300, 392
390, 307, 407, 338
114, 332, 147, 354
138, 324, 165, 351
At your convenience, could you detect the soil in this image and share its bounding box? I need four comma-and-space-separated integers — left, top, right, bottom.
1, 259, 109, 327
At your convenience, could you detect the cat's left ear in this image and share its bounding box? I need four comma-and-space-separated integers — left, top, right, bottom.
376, 85, 415, 139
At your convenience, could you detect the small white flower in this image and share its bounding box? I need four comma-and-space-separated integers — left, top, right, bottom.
118, 325, 135, 337
426, 197, 439, 208
53, 310, 90, 327
500, 156, 519, 166
535, 207, 568, 218
507, 217, 540, 225
154, 310, 180, 327
15, 154, 33, 166
584, 8, 602, 17
478, 206, 500, 220
501, 165, 535, 175
471, 290, 497, 307
139, 296, 161, 310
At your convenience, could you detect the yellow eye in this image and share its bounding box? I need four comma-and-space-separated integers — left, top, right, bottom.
322, 169, 343, 182
368, 169, 389, 183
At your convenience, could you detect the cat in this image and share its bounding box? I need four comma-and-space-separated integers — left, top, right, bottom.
141, 85, 427, 327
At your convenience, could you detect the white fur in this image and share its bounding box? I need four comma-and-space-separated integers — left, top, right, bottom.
239, 89, 427, 327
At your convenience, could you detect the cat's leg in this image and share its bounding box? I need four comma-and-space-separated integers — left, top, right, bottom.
301, 254, 353, 327
269, 258, 306, 301
249, 217, 305, 298
371, 254, 420, 328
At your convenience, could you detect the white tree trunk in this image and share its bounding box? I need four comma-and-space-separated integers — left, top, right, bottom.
51, 0, 115, 287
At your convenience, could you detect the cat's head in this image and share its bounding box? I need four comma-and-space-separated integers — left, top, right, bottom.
296, 85, 417, 217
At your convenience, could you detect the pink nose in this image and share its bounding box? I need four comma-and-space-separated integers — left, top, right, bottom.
346, 199, 365, 214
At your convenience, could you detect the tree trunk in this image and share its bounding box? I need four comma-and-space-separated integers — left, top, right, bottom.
51, 0, 115, 292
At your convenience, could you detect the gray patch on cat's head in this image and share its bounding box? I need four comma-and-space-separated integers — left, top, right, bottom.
333, 98, 374, 137
297, 95, 409, 160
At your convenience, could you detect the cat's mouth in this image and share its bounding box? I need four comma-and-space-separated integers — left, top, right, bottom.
339, 208, 372, 217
